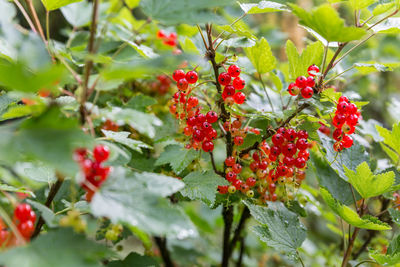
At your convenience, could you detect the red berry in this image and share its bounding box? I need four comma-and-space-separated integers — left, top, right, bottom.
202, 141, 214, 152
284, 128, 297, 142
226, 171, 237, 182
272, 133, 284, 146
333, 141, 344, 152
18, 220, 34, 238
306, 76, 315, 87
301, 86, 314, 99
294, 157, 306, 168
347, 114, 359, 126
228, 65, 241, 77
296, 138, 308, 151
28, 210, 36, 222
270, 146, 281, 156
348, 103, 358, 114
295, 76, 307, 88
225, 156, 235, 167
206, 111, 218, 123
232, 163, 242, 174
333, 114, 346, 128
288, 83, 300, 96
14, 203, 32, 222
277, 127, 286, 135
173, 69, 185, 82
338, 96, 349, 103
201, 122, 213, 133
283, 156, 295, 166
207, 128, 218, 140
187, 116, 196, 127
185, 71, 198, 84
307, 64, 320, 77
218, 72, 231, 86
157, 30, 167, 39
341, 135, 353, 148
297, 130, 308, 140
250, 161, 259, 172
277, 165, 288, 176
282, 143, 297, 157
196, 114, 206, 125
93, 145, 110, 163
233, 92, 246, 104
269, 183, 276, 193
333, 128, 343, 141
177, 78, 189, 91
298, 150, 310, 160
193, 129, 204, 142
187, 96, 199, 107
259, 160, 268, 170
246, 177, 256, 187
234, 136, 244, 146
223, 85, 235, 97
233, 77, 245, 90
218, 185, 229, 194
337, 101, 349, 114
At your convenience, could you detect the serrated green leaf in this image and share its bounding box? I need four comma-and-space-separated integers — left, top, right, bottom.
238, 1, 288, 14
354, 62, 399, 74
245, 37, 276, 74
91, 168, 196, 238
389, 208, 400, 226
216, 24, 257, 40
290, 4, 366, 42
370, 234, 400, 265
101, 130, 151, 153
0, 184, 34, 196
181, 170, 229, 205
320, 88, 341, 103
60, 1, 91, 27
41, 0, 83, 11
237, 132, 262, 150
179, 37, 201, 55
155, 144, 198, 175
345, 162, 394, 199
245, 201, 306, 256
108, 252, 159, 267
125, 94, 157, 112
376, 123, 400, 165
320, 187, 391, 230
349, 0, 375, 9
0, 229, 114, 267
286, 40, 324, 80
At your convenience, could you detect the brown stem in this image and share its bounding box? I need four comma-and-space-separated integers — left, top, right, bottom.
319, 42, 348, 86
222, 205, 234, 267
80, 0, 100, 124
13, 0, 37, 34
236, 236, 245, 267
229, 206, 251, 256
25, 0, 46, 42
341, 227, 360, 267
154, 237, 174, 267
209, 152, 224, 176
32, 177, 64, 238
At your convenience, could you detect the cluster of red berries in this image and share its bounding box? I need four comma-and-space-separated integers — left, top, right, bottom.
102, 119, 119, 132
156, 30, 178, 47
150, 75, 172, 95
74, 145, 111, 202
288, 64, 320, 99
1, 203, 37, 247
220, 65, 246, 105
332, 96, 360, 151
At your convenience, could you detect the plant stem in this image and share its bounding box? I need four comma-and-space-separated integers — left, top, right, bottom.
13, 0, 37, 34
154, 237, 174, 267
297, 251, 305, 267
25, 0, 46, 43
366, 9, 399, 31
259, 73, 275, 113
32, 176, 64, 238
235, 236, 245, 267
209, 152, 223, 176
80, 0, 100, 124
213, 12, 247, 45
323, 66, 355, 85
341, 227, 360, 267
333, 34, 375, 68
228, 206, 251, 258
222, 205, 234, 267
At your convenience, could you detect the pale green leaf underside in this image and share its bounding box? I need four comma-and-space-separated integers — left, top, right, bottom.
239, 1, 289, 14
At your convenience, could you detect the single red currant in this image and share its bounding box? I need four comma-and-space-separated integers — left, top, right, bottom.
333, 114, 346, 128
295, 76, 307, 88
218, 185, 229, 194
234, 136, 244, 146
228, 65, 241, 77
297, 130, 308, 140
193, 129, 204, 142
294, 157, 306, 168
232, 163, 242, 174
307, 64, 320, 77
177, 78, 189, 91
173, 69, 185, 81
341, 135, 353, 148
333, 128, 343, 141
271, 133, 284, 146
225, 156, 235, 167
284, 128, 297, 142
288, 83, 300, 96
14, 203, 32, 222
233, 92, 246, 104
296, 138, 308, 151
233, 77, 245, 90
333, 141, 344, 152
301, 86, 314, 99
202, 141, 214, 152
346, 114, 359, 126
226, 171, 237, 182
18, 220, 34, 238
270, 146, 281, 156
196, 114, 206, 125
282, 143, 297, 157
206, 111, 218, 123
187, 96, 199, 107
338, 96, 349, 103
93, 145, 110, 163
298, 150, 310, 160
218, 72, 231, 86
306, 76, 315, 87
185, 71, 198, 84
246, 177, 256, 187
337, 101, 349, 114
283, 156, 295, 166
250, 161, 259, 172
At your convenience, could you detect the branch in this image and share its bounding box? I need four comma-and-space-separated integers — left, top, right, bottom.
221, 205, 234, 267
229, 206, 251, 256
209, 152, 224, 176
154, 236, 174, 267
25, 0, 46, 43
235, 236, 245, 267
32, 176, 64, 238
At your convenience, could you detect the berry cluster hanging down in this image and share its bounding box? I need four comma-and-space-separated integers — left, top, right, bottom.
156, 29, 178, 47
220, 65, 246, 105
288, 64, 320, 99
74, 145, 111, 202
1, 203, 37, 247
332, 96, 361, 151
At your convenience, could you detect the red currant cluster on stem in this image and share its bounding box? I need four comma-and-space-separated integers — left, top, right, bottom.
156, 30, 178, 47
288, 64, 320, 99
1, 203, 37, 247
332, 96, 361, 151
151, 75, 172, 95
74, 145, 111, 202
220, 65, 246, 105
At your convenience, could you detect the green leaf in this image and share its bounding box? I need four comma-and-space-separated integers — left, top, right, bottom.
286, 40, 324, 80
238, 1, 288, 14
139, 0, 233, 25
26, 200, 57, 227
91, 168, 196, 238
155, 144, 198, 175
372, 18, 400, 34
310, 152, 358, 205
319, 132, 369, 181
0, 184, 34, 196
344, 162, 395, 199
179, 37, 201, 55
125, 94, 157, 112
41, 0, 83, 11
376, 123, 400, 165
101, 130, 151, 153
124, 0, 141, 9
216, 24, 257, 40
108, 252, 159, 267
289, 4, 366, 42
0, 229, 114, 267
389, 208, 400, 226
244, 37, 276, 74
60, 1, 91, 27
370, 234, 400, 265
354, 62, 399, 74
320, 88, 341, 103
320, 187, 391, 230
245, 201, 306, 256
181, 170, 229, 205
237, 132, 262, 150
349, 0, 376, 9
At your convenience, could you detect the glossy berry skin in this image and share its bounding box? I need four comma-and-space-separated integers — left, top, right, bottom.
206, 111, 218, 123
288, 83, 300, 96
306, 76, 315, 87
218, 185, 228, 194
333, 141, 344, 152
297, 130, 308, 140
218, 72, 231, 86
347, 114, 359, 126
93, 145, 110, 163
177, 78, 189, 91
282, 143, 297, 157
228, 65, 241, 77
157, 30, 167, 39
333, 128, 343, 141
226, 171, 237, 182
341, 135, 353, 148
18, 220, 34, 238
193, 130, 204, 142
233, 77, 245, 90
271, 133, 284, 146
172, 69, 185, 81
196, 114, 206, 125
294, 157, 306, 169
270, 146, 281, 157
296, 138, 308, 151
284, 128, 297, 142
234, 136, 244, 146
225, 156, 235, 167
202, 141, 214, 152
233, 92, 246, 104
338, 96, 349, 103
337, 101, 349, 114
187, 116, 196, 127
301, 86, 314, 99
246, 177, 256, 187
295, 76, 307, 88
14, 203, 32, 222
187, 96, 199, 108
298, 150, 310, 160
250, 161, 259, 172
185, 71, 198, 84
307, 64, 320, 77
232, 163, 242, 174
283, 156, 295, 167
333, 114, 346, 128
259, 160, 268, 170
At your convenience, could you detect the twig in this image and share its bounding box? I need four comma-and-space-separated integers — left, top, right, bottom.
209, 152, 223, 176
221, 205, 234, 267
259, 73, 275, 113
366, 9, 399, 31
332, 34, 375, 68
154, 237, 174, 267
228, 206, 251, 257
341, 227, 360, 267
236, 236, 245, 267
25, 0, 46, 43
32, 176, 64, 238
323, 66, 355, 85
13, 0, 37, 34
